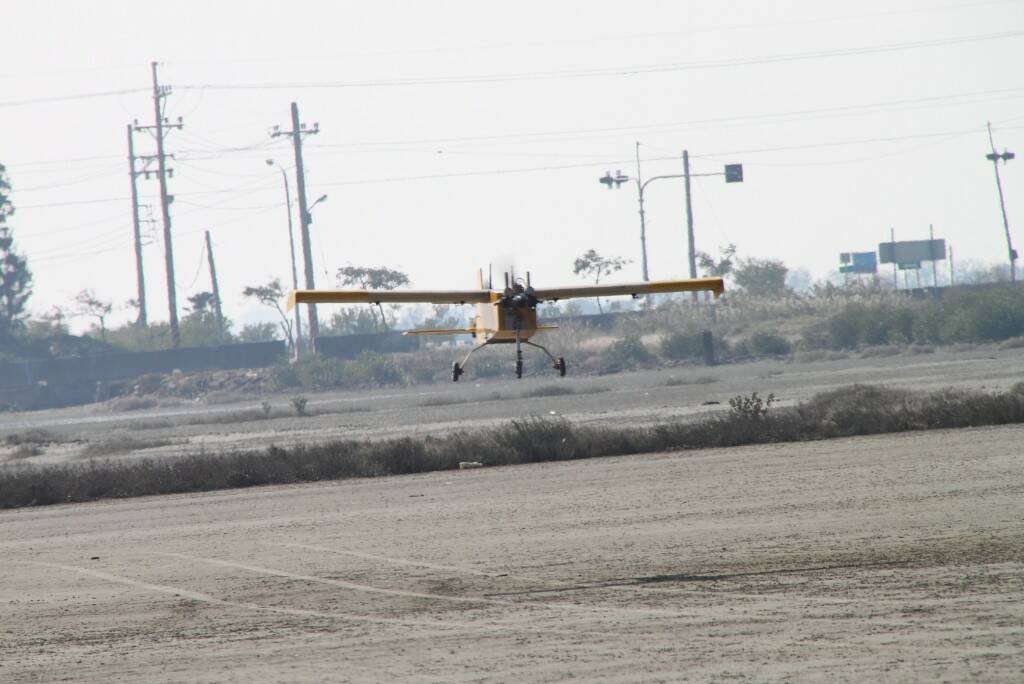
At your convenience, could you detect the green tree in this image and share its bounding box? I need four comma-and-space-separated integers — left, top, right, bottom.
696, 243, 736, 278
733, 257, 790, 296
238, 321, 280, 342
0, 163, 32, 339
242, 279, 294, 349
336, 265, 410, 330
572, 249, 630, 313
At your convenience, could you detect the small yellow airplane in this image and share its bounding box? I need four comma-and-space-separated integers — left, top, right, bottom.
288, 272, 724, 381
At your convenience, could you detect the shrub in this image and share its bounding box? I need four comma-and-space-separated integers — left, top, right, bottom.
348, 351, 402, 387
291, 395, 309, 416
658, 331, 706, 360
739, 331, 792, 357
602, 336, 653, 369
728, 392, 775, 420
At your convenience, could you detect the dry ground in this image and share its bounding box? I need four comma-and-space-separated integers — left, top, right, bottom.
1, 424, 1023, 682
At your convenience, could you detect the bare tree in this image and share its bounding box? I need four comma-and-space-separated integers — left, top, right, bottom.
74, 289, 113, 342
242, 278, 294, 349
572, 249, 630, 314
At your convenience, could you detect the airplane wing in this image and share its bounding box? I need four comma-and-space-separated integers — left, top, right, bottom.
287, 289, 493, 310
532, 277, 725, 301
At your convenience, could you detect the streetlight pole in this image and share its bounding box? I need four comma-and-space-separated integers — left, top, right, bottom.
266, 159, 303, 357
986, 122, 1016, 282
634, 142, 650, 282
599, 150, 742, 289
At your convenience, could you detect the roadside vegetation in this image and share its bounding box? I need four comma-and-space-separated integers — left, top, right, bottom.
3, 383, 1023, 509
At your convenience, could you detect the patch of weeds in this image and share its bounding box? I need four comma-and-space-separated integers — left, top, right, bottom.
261, 401, 273, 417
104, 396, 158, 412
80, 436, 174, 458
658, 331, 706, 361
998, 336, 1024, 350
291, 396, 309, 417
10, 444, 43, 459
664, 375, 717, 387
906, 344, 936, 355
736, 331, 792, 357
417, 395, 470, 407
7, 384, 1024, 510
4, 429, 57, 446
728, 392, 776, 420
859, 345, 902, 358
520, 385, 575, 398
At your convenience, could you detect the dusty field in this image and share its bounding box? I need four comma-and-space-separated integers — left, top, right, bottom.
2, 344, 1023, 466
1, 424, 1022, 681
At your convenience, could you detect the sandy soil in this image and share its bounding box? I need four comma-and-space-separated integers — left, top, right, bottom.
1, 424, 1022, 682
1, 344, 1022, 465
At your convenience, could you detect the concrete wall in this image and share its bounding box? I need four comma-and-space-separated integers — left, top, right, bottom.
315, 331, 419, 359
0, 340, 286, 389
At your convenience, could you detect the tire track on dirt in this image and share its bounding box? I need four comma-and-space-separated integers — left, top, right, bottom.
157, 550, 697, 620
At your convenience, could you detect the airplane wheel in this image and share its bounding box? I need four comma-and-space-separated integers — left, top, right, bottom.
556, 357, 567, 377
515, 360, 523, 379
452, 362, 463, 382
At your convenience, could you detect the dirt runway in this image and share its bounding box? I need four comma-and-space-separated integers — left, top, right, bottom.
2, 423, 1022, 681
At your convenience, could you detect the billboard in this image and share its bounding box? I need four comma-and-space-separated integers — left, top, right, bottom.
878, 239, 946, 264
839, 251, 878, 274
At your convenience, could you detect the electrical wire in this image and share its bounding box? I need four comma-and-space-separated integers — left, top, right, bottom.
178, 30, 1024, 91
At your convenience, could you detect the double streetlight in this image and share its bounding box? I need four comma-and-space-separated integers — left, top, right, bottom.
600, 143, 743, 283
266, 160, 328, 355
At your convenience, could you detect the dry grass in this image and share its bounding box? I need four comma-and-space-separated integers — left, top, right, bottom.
3, 383, 1023, 509
79, 436, 176, 458
664, 375, 717, 387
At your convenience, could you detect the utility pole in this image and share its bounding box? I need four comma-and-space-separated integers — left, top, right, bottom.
930, 224, 938, 289
126, 124, 147, 326
273, 103, 321, 347
949, 245, 955, 286
682, 150, 696, 281
985, 122, 1016, 281
135, 62, 183, 346
634, 142, 650, 282
890, 227, 898, 290
205, 231, 225, 344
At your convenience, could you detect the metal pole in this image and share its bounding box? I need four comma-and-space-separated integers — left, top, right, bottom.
290, 102, 320, 345
949, 245, 955, 286
930, 224, 938, 289
205, 230, 225, 344
987, 122, 1016, 282
891, 227, 898, 290
127, 124, 147, 326
272, 163, 303, 356
634, 142, 649, 282
683, 150, 697, 279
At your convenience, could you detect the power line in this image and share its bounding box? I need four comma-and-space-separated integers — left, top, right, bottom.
0, 88, 148, 108
308, 86, 1024, 151
178, 30, 1024, 91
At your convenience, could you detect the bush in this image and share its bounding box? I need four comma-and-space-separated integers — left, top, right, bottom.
737, 331, 792, 357
348, 351, 403, 386
4, 383, 1024, 509
602, 336, 653, 369
658, 331, 706, 360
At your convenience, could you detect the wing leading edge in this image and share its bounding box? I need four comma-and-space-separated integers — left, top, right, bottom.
286, 277, 724, 310
533, 277, 724, 301
287, 289, 494, 310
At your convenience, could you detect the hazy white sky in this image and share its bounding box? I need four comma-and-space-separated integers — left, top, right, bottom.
2, 0, 1022, 332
